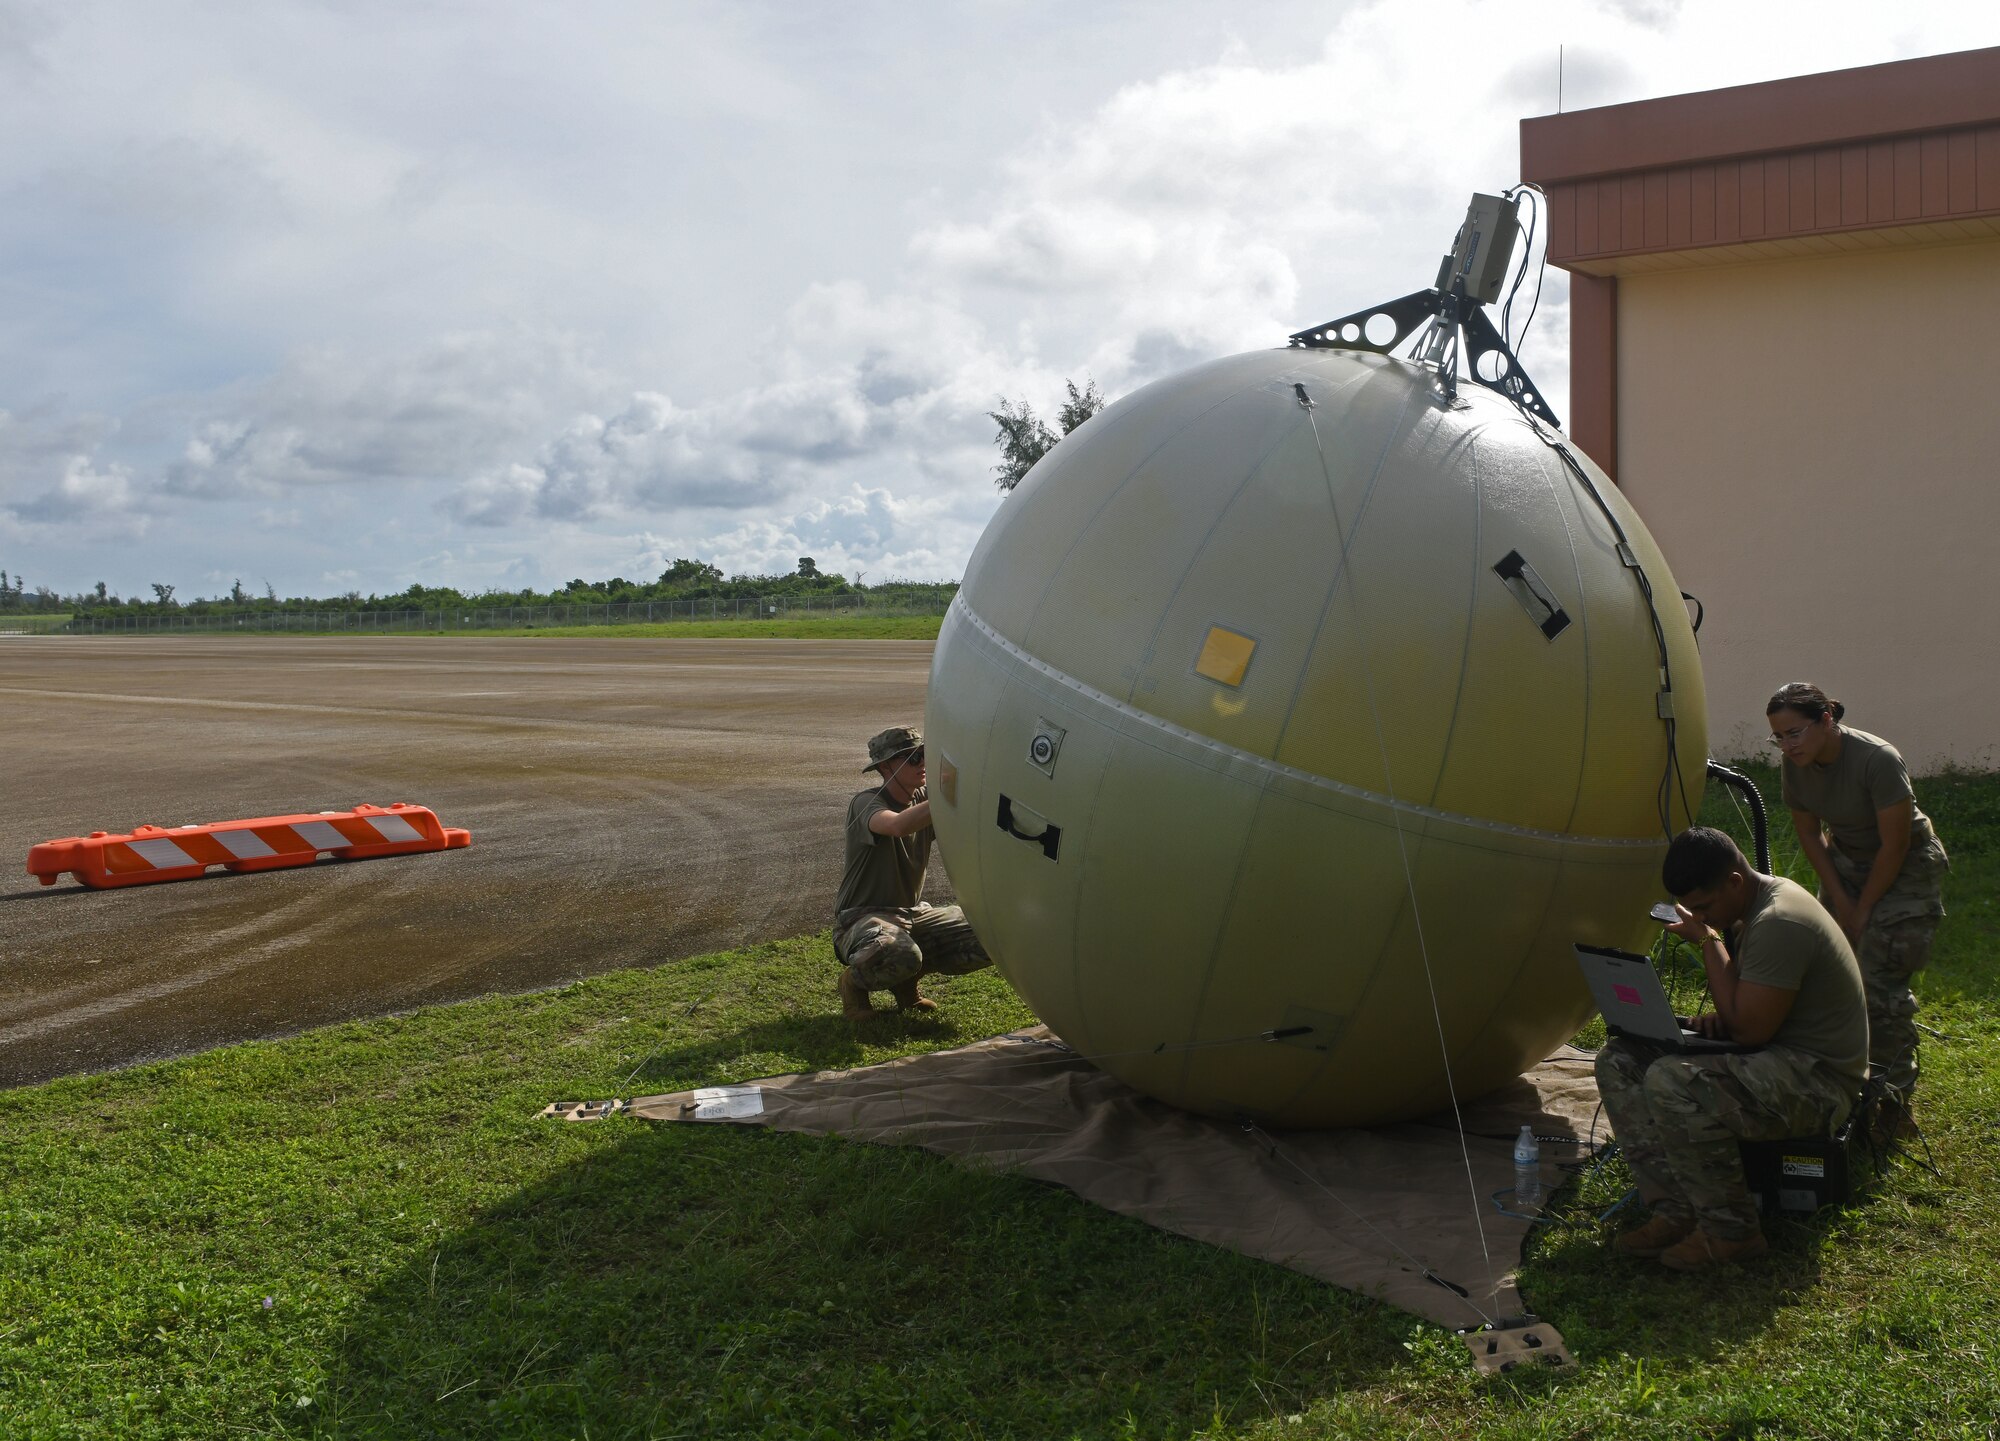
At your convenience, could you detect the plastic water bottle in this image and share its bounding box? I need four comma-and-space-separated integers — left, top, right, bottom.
1513, 1125, 1542, 1209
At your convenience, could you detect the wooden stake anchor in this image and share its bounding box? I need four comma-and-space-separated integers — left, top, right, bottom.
539, 1099, 628, 1122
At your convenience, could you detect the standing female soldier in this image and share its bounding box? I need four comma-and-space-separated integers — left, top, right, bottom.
1767, 682, 1950, 1114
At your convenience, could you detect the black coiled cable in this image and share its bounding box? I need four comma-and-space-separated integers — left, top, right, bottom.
1704, 760, 1770, 872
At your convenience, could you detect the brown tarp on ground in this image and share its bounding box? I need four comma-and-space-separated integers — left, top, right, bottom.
629, 1029, 1604, 1330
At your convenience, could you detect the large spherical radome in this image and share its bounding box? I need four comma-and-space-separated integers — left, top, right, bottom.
926, 348, 1706, 1127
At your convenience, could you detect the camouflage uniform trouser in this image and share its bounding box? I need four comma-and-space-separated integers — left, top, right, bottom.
832, 904, 991, 992
1826, 846, 1943, 1106
1853, 915, 1937, 1105
1596, 1038, 1856, 1240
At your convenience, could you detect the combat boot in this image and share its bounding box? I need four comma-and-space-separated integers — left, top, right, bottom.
1659, 1227, 1768, 1271
838, 966, 876, 1021
891, 980, 938, 1013
1612, 1213, 1695, 1258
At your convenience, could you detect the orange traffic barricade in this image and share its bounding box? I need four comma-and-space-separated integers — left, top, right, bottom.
26, 803, 471, 889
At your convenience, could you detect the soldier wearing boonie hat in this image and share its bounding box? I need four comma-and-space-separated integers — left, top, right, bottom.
830, 725, 991, 1020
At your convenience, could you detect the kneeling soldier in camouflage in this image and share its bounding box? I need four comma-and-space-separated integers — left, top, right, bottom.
831, 726, 992, 1020
1599, 827, 1869, 1270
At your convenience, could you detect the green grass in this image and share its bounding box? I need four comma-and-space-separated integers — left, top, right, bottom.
1, 768, 1994, 1439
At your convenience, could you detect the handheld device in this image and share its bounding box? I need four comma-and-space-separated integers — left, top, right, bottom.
1650, 901, 1681, 924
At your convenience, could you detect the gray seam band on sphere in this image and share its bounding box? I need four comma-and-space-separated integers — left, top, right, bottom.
949, 593, 1661, 852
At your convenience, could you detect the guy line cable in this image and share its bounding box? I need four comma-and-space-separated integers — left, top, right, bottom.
1293, 380, 1500, 1300
1239, 1118, 1502, 1330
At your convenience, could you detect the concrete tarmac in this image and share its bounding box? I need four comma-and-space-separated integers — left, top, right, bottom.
0, 635, 944, 1087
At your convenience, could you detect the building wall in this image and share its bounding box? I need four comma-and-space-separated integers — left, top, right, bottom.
1615, 235, 2000, 768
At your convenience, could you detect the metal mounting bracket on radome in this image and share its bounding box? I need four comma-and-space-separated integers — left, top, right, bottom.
1461, 1315, 1572, 1376
1288, 191, 1561, 428
539, 1099, 629, 1122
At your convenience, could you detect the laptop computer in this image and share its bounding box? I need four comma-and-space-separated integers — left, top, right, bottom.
1574, 943, 1752, 1054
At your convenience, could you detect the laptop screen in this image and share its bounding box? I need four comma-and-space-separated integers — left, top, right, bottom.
1574, 943, 1684, 1043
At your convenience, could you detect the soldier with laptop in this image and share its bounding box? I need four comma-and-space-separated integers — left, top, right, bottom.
1598, 826, 1869, 1270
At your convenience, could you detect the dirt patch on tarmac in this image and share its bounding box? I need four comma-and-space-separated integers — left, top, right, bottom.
0, 635, 949, 1086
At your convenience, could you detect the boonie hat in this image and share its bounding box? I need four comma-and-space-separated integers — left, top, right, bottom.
864, 725, 924, 771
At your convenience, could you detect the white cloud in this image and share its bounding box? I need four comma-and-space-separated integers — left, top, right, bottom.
690, 482, 993, 584
16, 453, 141, 526
1595, 0, 1685, 29
0, 0, 55, 78
161, 329, 609, 499
0, 403, 116, 485
902, 3, 1580, 402
27, 133, 291, 235
440, 281, 1013, 540
0, 404, 153, 541
3, 0, 1996, 596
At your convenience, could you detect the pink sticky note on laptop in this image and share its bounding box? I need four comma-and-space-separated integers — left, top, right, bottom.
1613, 984, 1643, 1007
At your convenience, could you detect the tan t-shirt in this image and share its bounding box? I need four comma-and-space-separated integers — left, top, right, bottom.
1733, 875, 1868, 1087
1781, 726, 1942, 867
834, 788, 932, 919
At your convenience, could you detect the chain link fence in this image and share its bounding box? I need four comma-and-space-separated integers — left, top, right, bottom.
52, 590, 955, 635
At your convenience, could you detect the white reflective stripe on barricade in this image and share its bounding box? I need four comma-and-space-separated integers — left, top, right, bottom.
128, 838, 199, 868
364, 813, 424, 843
213, 828, 278, 859
291, 821, 350, 850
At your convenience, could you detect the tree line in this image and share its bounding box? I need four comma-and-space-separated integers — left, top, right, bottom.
0, 558, 955, 620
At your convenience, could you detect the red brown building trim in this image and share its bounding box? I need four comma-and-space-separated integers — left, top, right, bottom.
1564, 273, 1617, 479
1537, 129, 2000, 271
1521, 46, 2000, 187
1518, 46, 2000, 477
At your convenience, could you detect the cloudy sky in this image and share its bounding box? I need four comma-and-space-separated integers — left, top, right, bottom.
2, 1, 1993, 600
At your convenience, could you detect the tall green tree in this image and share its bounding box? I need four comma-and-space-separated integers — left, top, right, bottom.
1055, 378, 1105, 438
659, 558, 724, 590
987, 378, 1105, 493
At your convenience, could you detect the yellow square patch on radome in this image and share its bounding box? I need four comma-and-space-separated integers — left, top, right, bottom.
1194, 626, 1257, 687
936, 756, 958, 806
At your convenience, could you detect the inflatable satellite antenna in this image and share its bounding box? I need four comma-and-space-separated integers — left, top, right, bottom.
1288, 191, 1560, 426
926, 180, 1714, 1132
